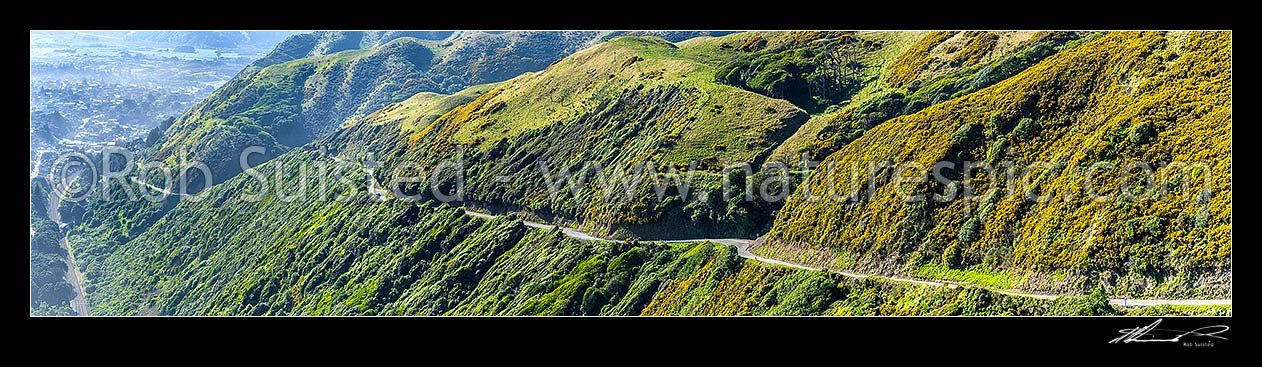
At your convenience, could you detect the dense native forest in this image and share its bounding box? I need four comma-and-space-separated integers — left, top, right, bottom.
32, 31, 1230, 316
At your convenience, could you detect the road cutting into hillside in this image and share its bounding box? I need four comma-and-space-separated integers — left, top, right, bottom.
350, 155, 1232, 308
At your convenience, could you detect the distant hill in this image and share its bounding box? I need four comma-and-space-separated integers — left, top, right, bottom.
143, 32, 587, 189
249, 31, 455, 67
252, 31, 734, 69
146, 31, 738, 190
29, 110, 72, 150
123, 31, 299, 50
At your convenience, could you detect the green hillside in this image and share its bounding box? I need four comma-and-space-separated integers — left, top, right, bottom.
144, 37, 444, 188
30, 178, 76, 315
139, 31, 1092, 240
67, 147, 1217, 316
49, 31, 1230, 316
766, 31, 1087, 164
326, 36, 809, 239
758, 32, 1231, 298
249, 31, 455, 68
69, 149, 1093, 316
351, 32, 1089, 240
143, 31, 657, 190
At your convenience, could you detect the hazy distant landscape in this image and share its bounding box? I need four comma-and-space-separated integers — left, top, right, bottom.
28, 31, 297, 178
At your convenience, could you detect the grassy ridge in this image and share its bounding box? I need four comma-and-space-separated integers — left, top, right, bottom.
439, 36, 804, 165
145, 37, 442, 188
326, 36, 809, 239
143, 32, 646, 189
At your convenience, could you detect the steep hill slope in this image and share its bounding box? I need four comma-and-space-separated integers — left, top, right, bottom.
757, 32, 1231, 298
145, 31, 735, 190
340, 32, 1084, 239
144, 32, 591, 189
759, 31, 1086, 164
30, 178, 76, 315
55, 32, 1230, 316
323, 36, 808, 239
248, 31, 455, 68
143, 37, 440, 187
71, 149, 1071, 316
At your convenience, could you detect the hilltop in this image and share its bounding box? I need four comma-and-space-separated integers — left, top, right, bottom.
144, 31, 734, 190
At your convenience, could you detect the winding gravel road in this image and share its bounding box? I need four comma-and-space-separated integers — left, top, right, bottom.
459, 209, 1230, 307
320, 156, 1235, 308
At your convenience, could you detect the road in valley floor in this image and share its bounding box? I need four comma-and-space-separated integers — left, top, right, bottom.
47, 179, 89, 316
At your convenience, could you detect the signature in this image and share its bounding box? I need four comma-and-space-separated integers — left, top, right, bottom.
1110, 319, 1229, 344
